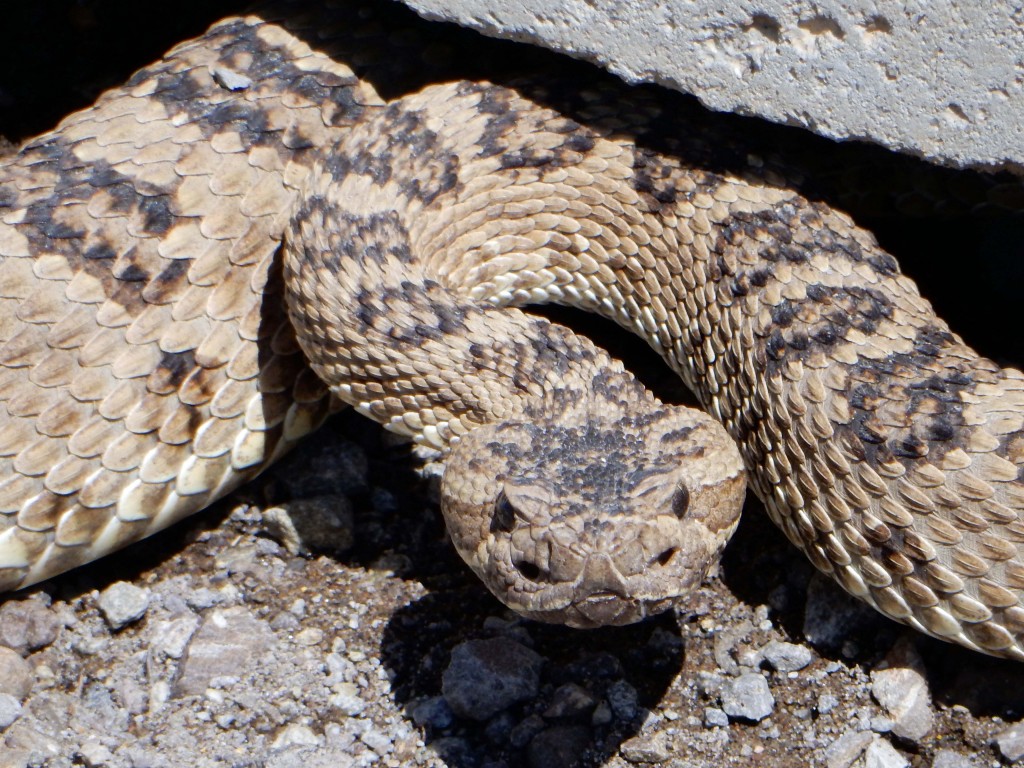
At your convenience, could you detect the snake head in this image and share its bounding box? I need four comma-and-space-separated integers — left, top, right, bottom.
440, 402, 746, 628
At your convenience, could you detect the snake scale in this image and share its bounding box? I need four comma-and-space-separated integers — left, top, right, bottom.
2, 0, 1024, 658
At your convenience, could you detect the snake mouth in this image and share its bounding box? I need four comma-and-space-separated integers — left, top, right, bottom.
559, 593, 677, 629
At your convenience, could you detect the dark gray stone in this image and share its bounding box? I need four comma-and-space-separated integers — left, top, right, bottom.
441, 638, 543, 721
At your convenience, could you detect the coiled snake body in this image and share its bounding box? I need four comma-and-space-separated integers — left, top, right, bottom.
2, 0, 1024, 657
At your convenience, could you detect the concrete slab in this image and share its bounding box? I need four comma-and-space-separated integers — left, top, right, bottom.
403, 0, 1024, 172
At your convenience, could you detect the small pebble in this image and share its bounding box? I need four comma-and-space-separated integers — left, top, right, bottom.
509, 715, 546, 749
591, 701, 613, 726
720, 673, 775, 722
824, 730, 873, 768
210, 66, 253, 91
0, 647, 33, 700
544, 683, 597, 719
870, 650, 933, 742
77, 740, 116, 767
0, 598, 61, 654
262, 496, 354, 556
995, 721, 1024, 762
331, 683, 367, 717
762, 640, 814, 672
817, 693, 840, 715
527, 725, 590, 768
607, 680, 639, 722
704, 707, 730, 728
931, 750, 977, 768
360, 727, 392, 754
620, 733, 670, 763
864, 738, 908, 768
0, 693, 23, 729
271, 723, 321, 751
97, 582, 150, 630
150, 615, 199, 660
294, 628, 324, 646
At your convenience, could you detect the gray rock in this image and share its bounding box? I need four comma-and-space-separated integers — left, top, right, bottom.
77, 741, 116, 767
0, 598, 60, 655
762, 640, 814, 672
803, 574, 880, 654
607, 680, 639, 722
330, 682, 367, 717
97, 582, 150, 629
823, 730, 873, 768
527, 725, 591, 768
817, 693, 840, 715
543, 683, 597, 720
360, 727, 393, 755
441, 638, 544, 720
409, 696, 454, 733
870, 642, 933, 743
0, 647, 33, 700
184, 588, 224, 611
261, 495, 354, 556
402, 0, 1024, 170
995, 721, 1024, 762
864, 738, 909, 768
620, 732, 670, 763
150, 615, 199, 660
175, 607, 275, 696
270, 723, 321, 751
931, 750, 978, 768
0, 693, 23, 729
509, 714, 547, 749
591, 701, 612, 726
703, 707, 729, 728
720, 673, 774, 722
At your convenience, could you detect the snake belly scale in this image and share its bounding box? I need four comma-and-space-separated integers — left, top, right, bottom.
2, 0, 1024, 657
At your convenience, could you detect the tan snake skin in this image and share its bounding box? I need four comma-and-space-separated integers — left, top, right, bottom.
2, 0, 1024, 657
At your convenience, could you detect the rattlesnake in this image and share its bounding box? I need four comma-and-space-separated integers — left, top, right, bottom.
2, 0, 1023, 658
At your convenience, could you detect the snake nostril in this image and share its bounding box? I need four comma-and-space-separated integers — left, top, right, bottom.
515, 560, 543, 581
656, 547, 677, 567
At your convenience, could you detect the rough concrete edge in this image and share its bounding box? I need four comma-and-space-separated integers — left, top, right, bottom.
402, 0, 1024, 176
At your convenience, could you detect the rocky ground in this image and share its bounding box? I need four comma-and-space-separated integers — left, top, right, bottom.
2, 3, 1024, 768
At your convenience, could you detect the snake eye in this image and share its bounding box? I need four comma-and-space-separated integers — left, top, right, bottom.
492, 491, 516, 532
670, 485, 690, 519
